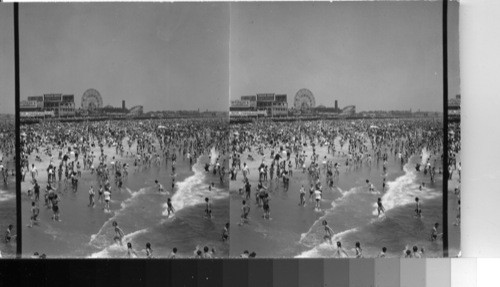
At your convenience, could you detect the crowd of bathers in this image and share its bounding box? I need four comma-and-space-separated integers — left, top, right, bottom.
20, 118, 230, 258
448, 121, 461, 227
230, 118, 446, 258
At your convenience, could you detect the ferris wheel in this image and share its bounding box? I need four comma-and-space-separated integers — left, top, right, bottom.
294, 88, 315, 110
81, 89, 103, 110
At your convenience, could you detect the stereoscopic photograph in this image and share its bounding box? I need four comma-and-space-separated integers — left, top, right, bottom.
18, 3, 230, 258
0, 0, 462, 260
229, 1, 460, 258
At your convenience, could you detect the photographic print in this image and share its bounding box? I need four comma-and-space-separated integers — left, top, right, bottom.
229, 1, 460, 258
18, 3, 230, 258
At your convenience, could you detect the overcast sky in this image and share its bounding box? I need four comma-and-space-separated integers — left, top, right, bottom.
230, 2, 460, 112
17, 3, 229, 112
0, 4, 15, 114
1, 2, 460, 114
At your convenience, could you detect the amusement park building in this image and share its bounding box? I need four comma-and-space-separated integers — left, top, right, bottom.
21, 89, 137, 118
21, 94, 76, 117
230, 93, 288, 117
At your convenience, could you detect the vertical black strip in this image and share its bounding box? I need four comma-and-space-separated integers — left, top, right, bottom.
14, 2, 22, 258
442, 0, 449, 258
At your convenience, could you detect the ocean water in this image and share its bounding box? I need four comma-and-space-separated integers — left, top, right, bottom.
0, 153, 16, 258
0, 188, 15, 203
297, 151, 443, 258
230, 137, 444, 258
22, 146, 229, 258
88, 148, 229, 258
0, 188, 16, 258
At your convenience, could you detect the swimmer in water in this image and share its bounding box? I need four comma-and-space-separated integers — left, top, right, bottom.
299, 185, 306, 206
204, 197, 212, 219
322, 220, 334, 245
369, 183, 375, 192
239, 200, 250, 226
88, 186, 95, 207
454, 200, 461, 226
126, 242, 138, 258
28, 201, 40, 228
166, 198, 175, 218
377, 198, 385, 217
430, 222, 441, 241
334, 241, 349, 258
378, 247, 387, 258
222, 222, 229, 242
308, 184, 315, 203
4, 224, 15, 243
103, 188, 111, 212
97, 184, 104, 204
155, 180, 164, 193
262, 193, 271, 220
169, 247, 178, 259
355, 242, 363, 258
240, 250, 249, 258
112, 221, 125, 246
146, 242, 153, 258
414, 197, 422, 218
314, 189, 322, 210
202, 246, 213, 259
194, 248, 203, 259
412, 246, 424, 258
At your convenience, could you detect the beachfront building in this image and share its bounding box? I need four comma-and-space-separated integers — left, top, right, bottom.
312, 100, 344, 116
270, 94, 288, 117
20, 94, 76, 118
230, 93, 288, 117
127, 105, 144, 116
101, 105, 129, 116
230, 98, 264, 118
20, 97, 46, 118
21, 89, 143, 120
230, 99, 256, 112
60, 95, 76, 117
341, 105, 356, 116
